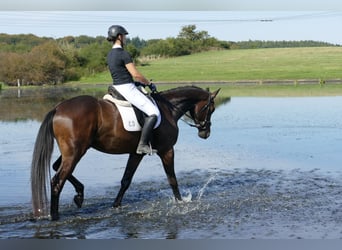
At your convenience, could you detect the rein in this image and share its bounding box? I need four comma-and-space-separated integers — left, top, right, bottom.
181, 112, 199, 128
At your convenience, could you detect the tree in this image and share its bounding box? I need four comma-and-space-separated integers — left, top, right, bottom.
126, 43, 140, 63
26, 41, 67, 84
178, 25, 209, 41
78, 42, 110, 75
128, 37, 147, 49
0, 33, 51, 53
140, 25, 226, 57
0, 52, 26, 85
0, 29, 232, 85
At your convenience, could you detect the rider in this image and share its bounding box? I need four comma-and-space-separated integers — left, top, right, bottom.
106, 25, 159, 155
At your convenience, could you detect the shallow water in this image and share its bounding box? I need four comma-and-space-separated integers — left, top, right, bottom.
1, 95, 342, 238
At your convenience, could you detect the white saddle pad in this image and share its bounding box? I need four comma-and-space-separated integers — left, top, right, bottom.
103, 94, 161, 131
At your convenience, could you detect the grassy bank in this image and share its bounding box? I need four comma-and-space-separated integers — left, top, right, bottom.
140, 47, 342, 82
175, 82, 342, 97
76, 47, 342, 83
3, 81, 342, 98
3, 47, 342, 97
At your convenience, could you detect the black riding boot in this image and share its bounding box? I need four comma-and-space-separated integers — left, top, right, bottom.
136, 115, 157, 155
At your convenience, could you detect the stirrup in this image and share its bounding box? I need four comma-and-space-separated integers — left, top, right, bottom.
136, 143, 157, 155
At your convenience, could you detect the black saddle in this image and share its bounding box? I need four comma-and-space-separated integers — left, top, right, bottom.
107, 85, 148, 127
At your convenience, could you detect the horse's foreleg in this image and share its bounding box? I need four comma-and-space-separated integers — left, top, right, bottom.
53, 156, 84, 208
113, 153, 144, 208
159, 148, 182, 201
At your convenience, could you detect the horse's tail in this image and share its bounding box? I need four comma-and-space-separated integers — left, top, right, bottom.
31, 108, 56, 218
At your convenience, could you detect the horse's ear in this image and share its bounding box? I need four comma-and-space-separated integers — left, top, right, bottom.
211, 88, 221, 99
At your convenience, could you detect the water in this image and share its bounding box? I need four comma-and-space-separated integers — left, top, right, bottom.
1, 95, 342, 238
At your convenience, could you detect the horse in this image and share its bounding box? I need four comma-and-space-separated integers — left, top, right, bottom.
31, 85, 220, 220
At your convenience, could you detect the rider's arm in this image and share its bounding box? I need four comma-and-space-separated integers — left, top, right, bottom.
125, 62, 151, 86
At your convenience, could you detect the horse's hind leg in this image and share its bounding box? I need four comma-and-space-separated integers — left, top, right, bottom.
159, 148, 182, 201
113, 153, 144, 207
51, 160, 80, 220
53, 156, 84, 208
51, 161, 70, 221
51, 154, 83, 220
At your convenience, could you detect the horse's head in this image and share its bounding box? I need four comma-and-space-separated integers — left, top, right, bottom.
190, 88, 220, 139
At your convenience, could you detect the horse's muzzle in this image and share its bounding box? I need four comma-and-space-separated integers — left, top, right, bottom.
198, 130, 210, 139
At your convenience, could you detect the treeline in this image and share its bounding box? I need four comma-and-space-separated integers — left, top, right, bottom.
0, 25, 230, 85
0, 35, 111, 85
0, 25, 339, 86
231, 40, 339, 49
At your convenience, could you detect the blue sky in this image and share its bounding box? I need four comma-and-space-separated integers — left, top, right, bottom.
0, 1, 342, 44
1, 11, 342, 45
1, 0, 341, 11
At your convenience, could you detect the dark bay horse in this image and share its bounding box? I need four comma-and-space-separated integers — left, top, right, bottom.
31, 86, 220, 220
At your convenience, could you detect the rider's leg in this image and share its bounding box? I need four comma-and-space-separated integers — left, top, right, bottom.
113, 83, 160, 154
136, 114, 157, 154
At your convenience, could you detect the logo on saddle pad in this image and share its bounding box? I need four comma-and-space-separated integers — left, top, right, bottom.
103, 94, 161, 132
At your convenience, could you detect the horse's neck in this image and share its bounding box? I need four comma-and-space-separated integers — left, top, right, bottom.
171, 97, 194, 117
164, 89, 207, 121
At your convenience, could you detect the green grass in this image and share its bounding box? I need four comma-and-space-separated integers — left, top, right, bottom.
6, 47, 340, 98
75, 47, 342, 84
71, 71, 111, 84
181, 83, 342, 97
138, 47, 342, 82
67, 47, 342, 97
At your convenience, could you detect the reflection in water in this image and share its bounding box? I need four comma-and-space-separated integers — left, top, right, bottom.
0, 86, 230, 121
0, 87, 84, 121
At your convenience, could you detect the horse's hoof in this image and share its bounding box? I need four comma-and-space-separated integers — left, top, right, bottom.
112, 202, 121, 208
74, 194, 84, 208
51, 213, 59, 221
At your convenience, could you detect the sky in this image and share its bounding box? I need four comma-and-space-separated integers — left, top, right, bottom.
0, 1, 342, 45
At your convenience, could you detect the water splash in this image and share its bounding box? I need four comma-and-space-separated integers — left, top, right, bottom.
182, 189, 192, 203
197, 173, 217, 201
164, 173, 218, 217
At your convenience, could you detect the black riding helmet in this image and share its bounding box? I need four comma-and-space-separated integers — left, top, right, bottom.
107, 25, 128, 42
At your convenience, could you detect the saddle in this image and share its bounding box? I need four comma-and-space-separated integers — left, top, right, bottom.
103, 85, 160, 131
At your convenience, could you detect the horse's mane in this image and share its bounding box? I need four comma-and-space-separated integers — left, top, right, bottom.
152, 85, 207, 108
151, 85, 208, 114
157, 85, 205, 96
153, 85, 207, 100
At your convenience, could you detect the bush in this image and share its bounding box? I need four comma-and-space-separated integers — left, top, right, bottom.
140, 25, 227, 57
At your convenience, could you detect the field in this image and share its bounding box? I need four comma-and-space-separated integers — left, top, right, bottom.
3, 47, 342, 97
138, 47, 342, 82
78, 47, 342, 82
73, 47, 342, 97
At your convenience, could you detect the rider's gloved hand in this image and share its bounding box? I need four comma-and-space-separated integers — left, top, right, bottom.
148, 83, 157, 93
134, 81, 144, 87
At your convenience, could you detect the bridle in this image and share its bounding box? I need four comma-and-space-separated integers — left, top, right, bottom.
153, 89, 214, 130
189, 94, 214, 130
